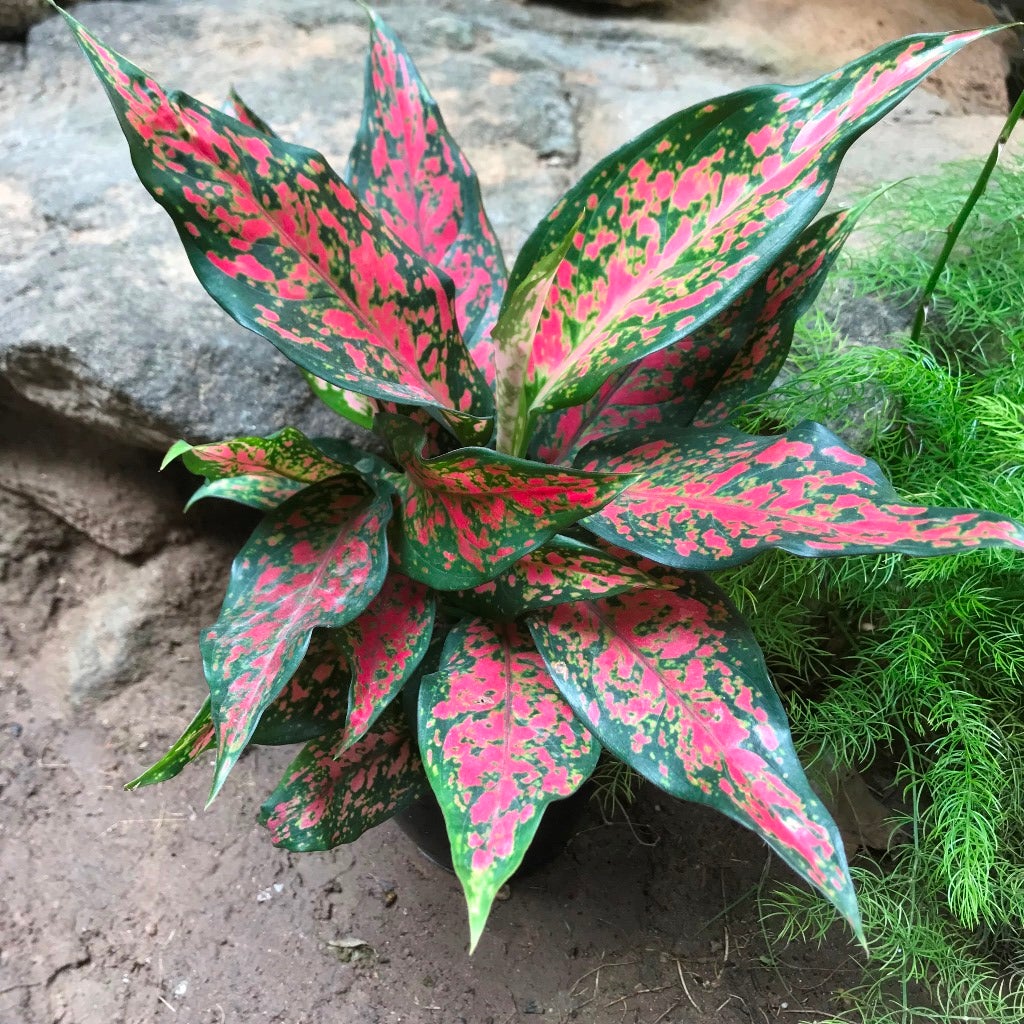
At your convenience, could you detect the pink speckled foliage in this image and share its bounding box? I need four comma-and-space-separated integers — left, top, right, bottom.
529, 583, 858, 928
201, 479, 391, 798
76, 3, 1024, 952
420, 619, 600, 945
165, 427, 358, 511
67, 17, 493, 445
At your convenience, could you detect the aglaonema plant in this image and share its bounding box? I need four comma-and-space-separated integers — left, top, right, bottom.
58, 3, 1024, 950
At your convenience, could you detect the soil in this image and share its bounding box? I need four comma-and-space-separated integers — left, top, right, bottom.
0, 444, 859, 1024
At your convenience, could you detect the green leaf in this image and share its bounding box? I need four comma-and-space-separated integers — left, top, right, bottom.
63, 10, 493, 444
166, 427, 361, 511
528, 585, 861, 939
260, 703, 427, 852
125, 698, 214, 790
419, 618, 599, 950
302, 371, 377, 431
348, 7, 507, 383
578, 421, 1024, 570
506, 29, 998, 426
383, 414, 631, 590
201, 478, 391, 802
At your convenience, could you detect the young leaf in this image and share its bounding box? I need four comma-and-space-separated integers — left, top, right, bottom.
348, 8, 507, 382
64, 12, 493, 444
303, 371, 377, 431
334, 572, 435, 750
506, 30, 997, 426
125, 698, 215, 791
167, 427, 360, 511
528, 585, 861, 938
455, 535, 669, 619
260, 703, 427, 852
383, 415, 631, 590
493, 222, 580, 455
578, 421, 1024, 570
532, 208, 857, 463
419, 619, 599, 950
201, 478, 391, 801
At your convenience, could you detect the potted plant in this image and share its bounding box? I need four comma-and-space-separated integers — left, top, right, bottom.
56, 4, 1023, 950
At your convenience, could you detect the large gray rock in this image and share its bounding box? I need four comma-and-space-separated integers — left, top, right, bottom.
0, 0, 1016, 452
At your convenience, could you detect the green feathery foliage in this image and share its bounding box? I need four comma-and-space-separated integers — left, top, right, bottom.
722, 158, 1024, 1023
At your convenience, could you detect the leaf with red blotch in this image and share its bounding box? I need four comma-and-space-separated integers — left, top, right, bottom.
125, 698, 215, 790
260, 702, 427, 852
126, 631, 355, 791
164, 427, 360, 511
493, 223, 579, 456
223, 89, 382, 429
348, 8, 507, 383
419, 618, 599, 950
694, 207, 859, 426
532, 209, 857, 463
578, 421, 1024, 570
382, 415, 631, 590
528, 585, 862, 940
64, 11, 493, 444
334, 572, 435, 750
505, 29, 999, 428
249, 629, 352, 746
455, 535, 669, 619
201, 478, 391, 801
226, 87, 276, 136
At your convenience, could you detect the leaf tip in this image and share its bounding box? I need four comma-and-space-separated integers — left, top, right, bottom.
161, 439, 193, 471
207, 754, 234, 808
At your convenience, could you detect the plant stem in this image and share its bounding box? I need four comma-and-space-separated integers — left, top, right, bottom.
911, 87, 1024, 343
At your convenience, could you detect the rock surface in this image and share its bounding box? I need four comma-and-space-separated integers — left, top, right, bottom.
0, 0, 1017, 453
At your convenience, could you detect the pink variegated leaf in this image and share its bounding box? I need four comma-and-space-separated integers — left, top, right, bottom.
165, 427, 360, 511
201, 478, 391, 801
694, 207, 861, 426
532, 208, 857, 463
508, 30, 998, 426
250, 629, 352, 746
420, 618, 599, 949
493, 223, 579, 455
578, 421, 1024, 570
127, 632, 354, 792
125, 698, 215, 790
65, 12, 493, 444
456, 535, 669, 619
225, 88, 383, 429
226, 87, 276, 136
528, 585, 861, 938
333, 572, 435, 750
260, 703, 427, 852
348, 8, 507, 382
382, 414, 631, 590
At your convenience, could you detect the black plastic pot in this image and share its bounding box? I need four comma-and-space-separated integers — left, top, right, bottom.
394, 785, 593, 876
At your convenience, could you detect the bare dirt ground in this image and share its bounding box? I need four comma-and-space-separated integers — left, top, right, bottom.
0, 441, 858, 1024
